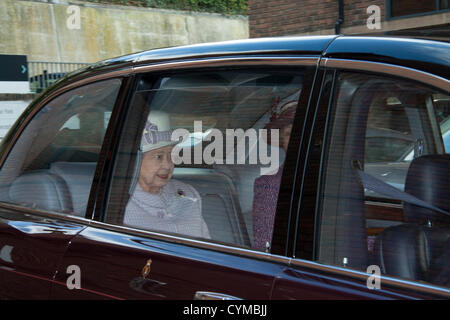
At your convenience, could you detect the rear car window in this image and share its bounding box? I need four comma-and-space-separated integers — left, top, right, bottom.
0, 79, 122, 216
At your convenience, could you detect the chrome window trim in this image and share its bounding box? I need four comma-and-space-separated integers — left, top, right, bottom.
133, 56, 319, 73
321, 58, 450, 91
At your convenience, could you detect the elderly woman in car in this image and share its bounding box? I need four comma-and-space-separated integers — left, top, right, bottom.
124, 110, 210, 239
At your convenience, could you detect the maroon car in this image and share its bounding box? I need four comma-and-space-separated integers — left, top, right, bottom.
0, 36, 449, 300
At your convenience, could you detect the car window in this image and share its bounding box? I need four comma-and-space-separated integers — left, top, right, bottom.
317, 71, 450, 289
363, 83, 449, 200
0, 79, 122, 216
105, 68, 306, 251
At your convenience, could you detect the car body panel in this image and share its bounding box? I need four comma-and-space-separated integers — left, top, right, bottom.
51, 225, 286, 300
0, 206, 86, 299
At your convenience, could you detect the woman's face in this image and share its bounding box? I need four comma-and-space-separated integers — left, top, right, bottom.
138, 145, 175, 194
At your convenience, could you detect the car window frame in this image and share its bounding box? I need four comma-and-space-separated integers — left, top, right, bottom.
0, 72, 131, 221
296, 57, 450, 298
94, 56, 321, 262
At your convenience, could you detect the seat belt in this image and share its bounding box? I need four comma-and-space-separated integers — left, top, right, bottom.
352, 160, 450, 216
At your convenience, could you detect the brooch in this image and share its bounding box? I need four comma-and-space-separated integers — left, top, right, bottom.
176, 188, 197, 202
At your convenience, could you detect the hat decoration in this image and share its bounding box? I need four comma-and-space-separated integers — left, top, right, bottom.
141, 121, 173, 147
140, 110, 178, 153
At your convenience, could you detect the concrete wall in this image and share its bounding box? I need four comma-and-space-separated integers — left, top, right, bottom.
0, 0, 248, 138
0, 0, 249, 63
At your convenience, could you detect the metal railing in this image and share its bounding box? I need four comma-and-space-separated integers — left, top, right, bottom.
28, 61, 92, 93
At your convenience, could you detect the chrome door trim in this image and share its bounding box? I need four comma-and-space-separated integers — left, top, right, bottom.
194, 291, 242, 300
321, 58, 450, 91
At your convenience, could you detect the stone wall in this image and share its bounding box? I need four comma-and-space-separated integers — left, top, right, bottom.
0, 0, 248, 136
0, 0, 249, 63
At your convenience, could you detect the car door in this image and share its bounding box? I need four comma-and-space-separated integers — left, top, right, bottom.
51, 57, 319, 299
271, 59, 450, 299
0, 78, 124, 299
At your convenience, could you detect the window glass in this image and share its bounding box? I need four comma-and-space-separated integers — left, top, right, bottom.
390, 0, 436, 17
105, 68, 305, 250
0, 79, 122, 216
389, 0, 449, 18
318, 71, 450, 288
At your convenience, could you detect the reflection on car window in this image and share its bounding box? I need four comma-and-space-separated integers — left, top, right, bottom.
318, 71, 450, 289
440, 117, 450, 153
363, 87, 450, 198
0, 79, 122, 216
106, 68, 305, 250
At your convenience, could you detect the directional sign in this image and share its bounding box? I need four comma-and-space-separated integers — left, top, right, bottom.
0, 55, 28, 81
0, 100, 29, 139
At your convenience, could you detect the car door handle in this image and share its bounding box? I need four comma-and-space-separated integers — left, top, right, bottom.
194, 291, 242, 300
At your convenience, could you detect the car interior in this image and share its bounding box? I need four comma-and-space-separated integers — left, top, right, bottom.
319, 72, 450, 287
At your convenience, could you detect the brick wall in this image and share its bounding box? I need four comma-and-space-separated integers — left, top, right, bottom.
248, 0, 385, 37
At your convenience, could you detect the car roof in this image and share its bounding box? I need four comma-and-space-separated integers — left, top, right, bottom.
106, 35, 337, 63
60, 35, 450, 87
324, 36, 450, 79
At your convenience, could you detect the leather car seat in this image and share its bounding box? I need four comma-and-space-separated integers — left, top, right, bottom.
375, 154, 450, 286
9, 170, 73, 213
50, 162, 96, 216
9, 162, 97, 217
